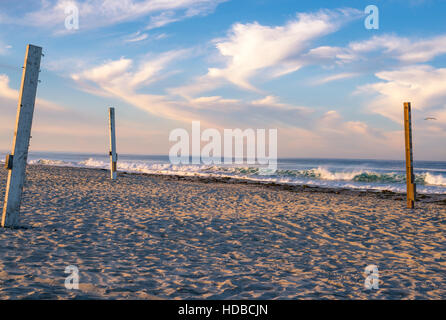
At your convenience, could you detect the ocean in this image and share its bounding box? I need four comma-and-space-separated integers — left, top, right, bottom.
1, 152, 446, 194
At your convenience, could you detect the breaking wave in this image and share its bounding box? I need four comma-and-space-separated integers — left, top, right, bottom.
26, 158, 446, 194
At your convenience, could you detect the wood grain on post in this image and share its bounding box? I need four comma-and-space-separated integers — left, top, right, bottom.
109, 107, 117, 180
2, 44, 42, 228
404, 102, 416, 209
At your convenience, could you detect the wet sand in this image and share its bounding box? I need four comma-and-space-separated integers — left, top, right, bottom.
0, 164, 445, 299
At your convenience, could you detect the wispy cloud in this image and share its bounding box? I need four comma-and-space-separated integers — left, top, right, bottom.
308, 33, 446, 70
69, 50, 317, 128
170, 8, 363, 96
124, 31, 149, 43
70, 50, 203, 122
276, 109, 400, 159
145, 11, 180, 30
0, 0, 227, 32
348, 34, 446, 63
0, 74, 17, 100
205, 8, 362, 91
357, 65, 446, 124
123, 31, 168, 43
304, 33, 446, 89
0, 74, 64, 111
313, 72, 359, 85
0, 39, 12, 55
0, 73, 165, 153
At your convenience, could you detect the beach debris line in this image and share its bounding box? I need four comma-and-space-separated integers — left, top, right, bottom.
404, 102, 416, 209
2, 44, 43, 228
109, 107, 118, 180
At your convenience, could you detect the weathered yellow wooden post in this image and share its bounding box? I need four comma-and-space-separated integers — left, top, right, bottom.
404, 102, 416, 209
109, 107, 117, 180
2, 44, 42, 228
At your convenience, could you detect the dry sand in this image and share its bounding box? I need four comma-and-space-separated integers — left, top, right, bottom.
0, 164, 445, 299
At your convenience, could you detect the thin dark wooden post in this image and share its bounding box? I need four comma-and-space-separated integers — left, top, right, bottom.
404, 102, 416, 209
109, 107, 117, 180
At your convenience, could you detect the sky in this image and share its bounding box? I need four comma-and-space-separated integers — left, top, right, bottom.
0, 0, 446, 160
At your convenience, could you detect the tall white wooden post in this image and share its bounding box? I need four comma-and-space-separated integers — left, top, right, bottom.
2, 44, 42, 228
109, 107, 117, 180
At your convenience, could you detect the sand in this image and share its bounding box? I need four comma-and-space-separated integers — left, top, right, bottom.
0, 164, 445, 299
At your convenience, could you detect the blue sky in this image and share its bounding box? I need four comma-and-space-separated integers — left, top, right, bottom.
1, 0, 446, 160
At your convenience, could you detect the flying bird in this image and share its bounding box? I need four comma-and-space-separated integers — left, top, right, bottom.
424, 117, 437, 120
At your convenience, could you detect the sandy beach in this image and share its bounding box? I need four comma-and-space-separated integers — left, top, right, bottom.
0, 164, 445, 299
